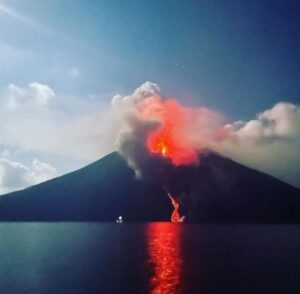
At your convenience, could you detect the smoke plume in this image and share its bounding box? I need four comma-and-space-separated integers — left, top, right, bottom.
113, 82, 227, 221
113, 82, 300, 221
113, 82, 226, 180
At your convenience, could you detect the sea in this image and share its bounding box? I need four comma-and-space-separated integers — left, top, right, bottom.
0, 222, 299, 294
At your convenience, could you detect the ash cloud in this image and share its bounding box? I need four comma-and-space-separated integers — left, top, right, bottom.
113, 82, 226, 181
113, 82, 170, 180
113, 83, 300, 190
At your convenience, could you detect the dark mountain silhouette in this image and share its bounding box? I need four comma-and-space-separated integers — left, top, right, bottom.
166, 151, 300, 223
0, 151, 299, 222
0, 153, 172, 221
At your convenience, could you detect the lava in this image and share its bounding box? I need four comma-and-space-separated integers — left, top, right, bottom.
167, 192, 185, 223
141, 99, 199, 166
140, 98, 196, 221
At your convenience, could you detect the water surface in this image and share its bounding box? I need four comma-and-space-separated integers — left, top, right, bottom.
0, 223, 299, 293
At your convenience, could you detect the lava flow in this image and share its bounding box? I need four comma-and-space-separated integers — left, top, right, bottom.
167, 192, 185, 223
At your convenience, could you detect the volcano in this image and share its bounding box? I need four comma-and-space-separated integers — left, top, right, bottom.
0, 151, 299, 222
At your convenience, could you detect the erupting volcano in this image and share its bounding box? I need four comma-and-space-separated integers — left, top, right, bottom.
0, 82, 300, 223
115, 82, 228, 222
141, 99, 203, 221
140, 99, 203, 221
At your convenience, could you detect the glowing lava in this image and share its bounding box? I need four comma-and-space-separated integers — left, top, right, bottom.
167, 192, 185, 223
142, 99, 199, 166
148, 127, 173, 159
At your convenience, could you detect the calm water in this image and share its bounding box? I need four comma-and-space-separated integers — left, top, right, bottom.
0, 223, 299, 294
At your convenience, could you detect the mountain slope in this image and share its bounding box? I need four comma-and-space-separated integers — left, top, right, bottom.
0, 151, 299, 222
0, 153, 172, 221
170, 152, 300, 223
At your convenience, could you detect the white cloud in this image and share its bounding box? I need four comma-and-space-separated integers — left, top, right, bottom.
0, 157, 57, 195
31, 158, 57, 183
2, 82, 55, 108
0, 82, 117, 162
0, 81, 119, 194
28, 82, 55, 105
215, 102, 300, 188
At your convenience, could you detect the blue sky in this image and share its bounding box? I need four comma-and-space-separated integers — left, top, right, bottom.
0, 0, 300, 193
1, 0, 300, 117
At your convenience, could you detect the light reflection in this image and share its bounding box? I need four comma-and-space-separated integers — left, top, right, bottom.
147, 223, 183, 294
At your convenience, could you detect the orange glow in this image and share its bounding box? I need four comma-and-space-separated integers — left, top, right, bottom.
140, 99, 199, 166
167, 192, 185, 223
147, 223, 183, 294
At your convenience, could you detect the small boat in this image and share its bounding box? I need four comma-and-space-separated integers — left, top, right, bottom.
116, 216, 123, 223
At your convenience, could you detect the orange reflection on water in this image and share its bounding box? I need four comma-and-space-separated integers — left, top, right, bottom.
147, 223, 183, 294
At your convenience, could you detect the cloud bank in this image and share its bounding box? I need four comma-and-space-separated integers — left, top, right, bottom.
0, 82, 116, 161
0, 82, 117, 194
0, 157, 57, 194
215, 102, 300, 188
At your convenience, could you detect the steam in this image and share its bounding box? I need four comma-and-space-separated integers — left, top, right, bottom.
112, 82, 229, 221
113, 83, 300, 190
113, 82, 226, 179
